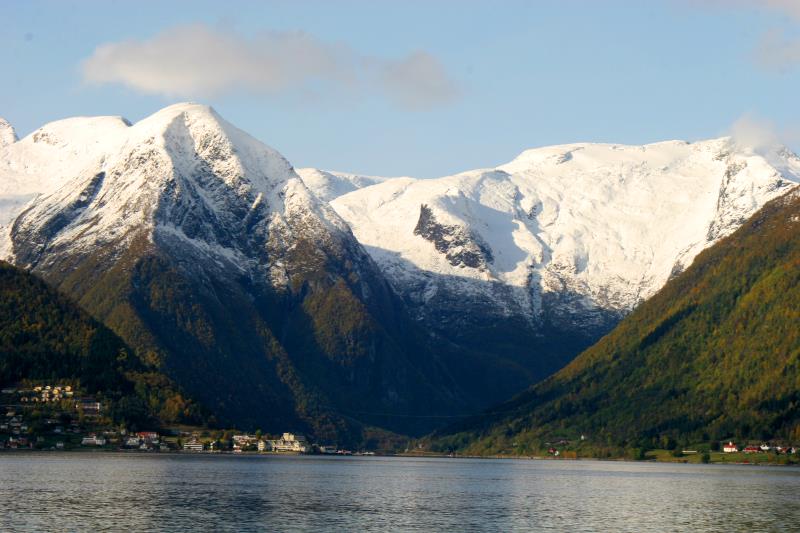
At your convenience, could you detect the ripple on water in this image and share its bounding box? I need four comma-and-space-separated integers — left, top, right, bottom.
1, 454, 799, 532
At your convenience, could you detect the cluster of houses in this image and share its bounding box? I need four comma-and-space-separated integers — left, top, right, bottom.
1, 411, 28, 435
2, 384, 100, 416
79, 430, 171, 451
24, 384, 74, 404
179, 432, 369, 455
1, 386, 369, 456
1, 388, 367, 455
183, 432, 311, 453
1, 436, 33, 449
722, 442, 799, 454
124, 431, 164, 451
0, 407, 88, 449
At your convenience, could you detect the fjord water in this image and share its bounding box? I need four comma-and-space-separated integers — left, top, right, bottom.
2, 454, 799, 532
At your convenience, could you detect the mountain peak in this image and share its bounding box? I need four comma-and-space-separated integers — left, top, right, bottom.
0, 103, 315, 276
0, 118, 17, 147
137, 101, 218, 128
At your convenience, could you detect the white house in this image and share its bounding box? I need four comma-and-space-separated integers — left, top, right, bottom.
271, 433, 309, 453
183, 439, 204, 452
81, 435, 107, 446
722, 441, 738, 453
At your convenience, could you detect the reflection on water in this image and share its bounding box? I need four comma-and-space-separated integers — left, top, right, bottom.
1, 453, 799, 532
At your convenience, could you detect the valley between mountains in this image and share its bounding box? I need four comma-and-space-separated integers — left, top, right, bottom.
1, 103, 798, 449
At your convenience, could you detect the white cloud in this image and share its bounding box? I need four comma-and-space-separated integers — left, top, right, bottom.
728, 114, 781, 152
82, 23, 459, 111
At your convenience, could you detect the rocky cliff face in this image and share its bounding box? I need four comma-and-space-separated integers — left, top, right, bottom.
413, 203, 494, 270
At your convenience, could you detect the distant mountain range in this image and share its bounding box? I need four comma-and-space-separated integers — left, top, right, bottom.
1, 103, 797, 444
430, 188, 800, 454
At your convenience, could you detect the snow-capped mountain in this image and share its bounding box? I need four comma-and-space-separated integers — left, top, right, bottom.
4, 103, 798, 441
1, 104, 355, 284
0, 104, 466, 441
318, 139, 799, 355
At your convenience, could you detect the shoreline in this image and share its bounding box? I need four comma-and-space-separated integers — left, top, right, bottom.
3, 447, 799, 468
396, 451, 800, 467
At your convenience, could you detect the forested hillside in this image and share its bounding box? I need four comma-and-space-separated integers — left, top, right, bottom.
0, 261, 202, 428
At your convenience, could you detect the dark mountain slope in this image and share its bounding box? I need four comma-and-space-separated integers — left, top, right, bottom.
0, 261, 200, 428
50, 231, 461, 443
432, 188, 800, 454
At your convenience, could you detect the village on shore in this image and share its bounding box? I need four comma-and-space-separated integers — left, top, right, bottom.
0, 383, 371, 455
3, 383, 800, 463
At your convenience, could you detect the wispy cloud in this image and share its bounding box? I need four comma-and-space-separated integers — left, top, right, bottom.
82, 23, 459, 111
726, 113, 800, 163
728, 113, 781, 152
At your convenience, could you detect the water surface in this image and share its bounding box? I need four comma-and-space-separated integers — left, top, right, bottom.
1, 453, 799, 531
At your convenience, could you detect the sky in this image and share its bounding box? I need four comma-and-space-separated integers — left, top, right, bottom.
2, 0, 800, 177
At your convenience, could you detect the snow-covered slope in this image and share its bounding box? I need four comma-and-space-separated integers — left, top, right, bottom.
330, 139, 800, 334
295, 168, 392, 202
0, 118, 16, 147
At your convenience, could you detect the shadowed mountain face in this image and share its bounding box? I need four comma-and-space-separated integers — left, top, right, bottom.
431, 189, 800, 454
0, 261, 199, 429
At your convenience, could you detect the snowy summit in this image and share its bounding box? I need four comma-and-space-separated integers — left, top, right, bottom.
310, 138, 800, 333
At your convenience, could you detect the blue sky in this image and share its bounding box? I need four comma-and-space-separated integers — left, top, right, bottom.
2, 0, 799, 177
